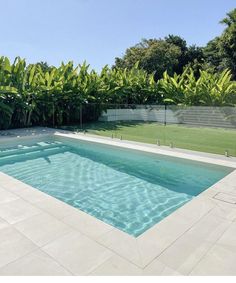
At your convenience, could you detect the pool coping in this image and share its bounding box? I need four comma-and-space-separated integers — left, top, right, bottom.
0, 127, 236, 275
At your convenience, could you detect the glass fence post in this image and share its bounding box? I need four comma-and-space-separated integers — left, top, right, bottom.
164, 104, 167, 126
52, 101, 55, 128
80, 104, 83, 130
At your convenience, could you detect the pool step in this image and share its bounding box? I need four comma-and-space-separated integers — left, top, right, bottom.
0, 142, 64, 158
0, 143, 68, 163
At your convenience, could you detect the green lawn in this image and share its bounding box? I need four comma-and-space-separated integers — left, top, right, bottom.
61, 121, 236, 157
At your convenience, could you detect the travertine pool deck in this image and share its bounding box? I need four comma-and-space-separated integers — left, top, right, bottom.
0, 127, 236, 275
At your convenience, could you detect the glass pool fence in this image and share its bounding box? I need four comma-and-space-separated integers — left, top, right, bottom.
53, 103, 236, 157
2, 100, 236, 157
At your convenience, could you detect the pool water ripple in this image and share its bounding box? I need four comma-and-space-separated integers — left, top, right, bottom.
0, 140, 232, 236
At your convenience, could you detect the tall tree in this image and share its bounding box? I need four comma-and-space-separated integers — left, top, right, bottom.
204, 8, 236, 79
114, 35, 204, 79
220, 8, 236, 79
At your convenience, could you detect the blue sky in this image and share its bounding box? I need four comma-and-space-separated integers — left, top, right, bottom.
0, 0, 235, 70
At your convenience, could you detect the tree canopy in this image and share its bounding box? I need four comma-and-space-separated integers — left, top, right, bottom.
114, 35, 204, 80
204, 9, 236, 79
114, 8, 236, 79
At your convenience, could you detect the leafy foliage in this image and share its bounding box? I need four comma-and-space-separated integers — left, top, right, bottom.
0, 57, 161, 129
204, 8, 236, 79
158, 68, 236, 106
0, 55, 236, 130
114, 35, 205, 79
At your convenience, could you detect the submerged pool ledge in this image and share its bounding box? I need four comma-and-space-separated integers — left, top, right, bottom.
0, 127, 236, 275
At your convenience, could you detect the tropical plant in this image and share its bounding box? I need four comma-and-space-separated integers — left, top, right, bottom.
0, 55, 236, 130
158, 68, 236, 106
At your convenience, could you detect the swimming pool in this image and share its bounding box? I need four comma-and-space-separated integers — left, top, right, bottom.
0, 137, 233, 236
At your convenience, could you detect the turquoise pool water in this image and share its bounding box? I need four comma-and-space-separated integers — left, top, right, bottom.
0, 138, 232, 236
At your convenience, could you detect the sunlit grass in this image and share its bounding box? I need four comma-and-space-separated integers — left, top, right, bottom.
62, 121, 236, 157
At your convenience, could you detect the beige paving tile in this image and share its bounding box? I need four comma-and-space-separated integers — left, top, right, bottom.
217, 221, 236, 250
212, 180, 236, 194
15, 187, 56, 204
89, 255, 143, 276
136, 216, 192, 268
0, 217, 9, 230
34, 197, 77, 219
211, 200, 236, 221
200, 187, 218, 198
171, 195, 216, 223
0, 198, 41, 224
14, 212, 74, 247
0, 172, 17, 184
97, 228, 143, 267
0, 184, 29, 195
214, 192, 236, 204
0, 249, 71, 276
0, 226, 37, 268
42, 231, 113, 275
143, 259, 182, 276
190, 244, 236, 275
97, 195, 215, 268
157, 212, 231, 275
0, 175, 33, 194
135, 196, 215, 267
62, 210, 113, 239
190, 216, 236, 275
0, 187, 19, 203
215, 184, 236, 195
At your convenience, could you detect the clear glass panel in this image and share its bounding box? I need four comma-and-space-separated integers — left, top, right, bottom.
56, 103, 236, 157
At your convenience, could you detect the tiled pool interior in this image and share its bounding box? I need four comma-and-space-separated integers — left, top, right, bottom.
0, 137, 233, 236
